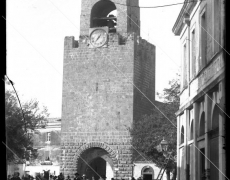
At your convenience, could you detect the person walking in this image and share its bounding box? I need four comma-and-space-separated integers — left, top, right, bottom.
22, 174, 30, 180
11, 172, 21, 180
102, 175, 106, 180
74, 173, 81, 180
35, 174, 41, 180
66, 175, 71, 180
82, 174, 86, 180
58, 173, 65, 180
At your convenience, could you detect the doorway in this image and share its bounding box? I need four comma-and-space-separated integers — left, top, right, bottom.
86, 157, 106, 180
142, 166, 154, 180
143, 174, 152, 180
77, 147, 114, 180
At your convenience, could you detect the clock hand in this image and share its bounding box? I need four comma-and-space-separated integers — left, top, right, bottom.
96, 34, 101, 42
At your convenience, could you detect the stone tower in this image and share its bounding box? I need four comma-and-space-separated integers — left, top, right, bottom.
61, 0, 155, 179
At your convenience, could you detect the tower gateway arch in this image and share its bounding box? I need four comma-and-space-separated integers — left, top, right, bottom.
61, 0, 156, 179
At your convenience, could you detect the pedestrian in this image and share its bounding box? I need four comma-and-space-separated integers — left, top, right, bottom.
11, 172, 21, 180
66, 175, 71, 180
8, 175, 11, 180
22, 174, 30, 180
35, 174, 41, 180
58, 173, 65, 180
82, 174, 86, 180
102, 175, 106, 180
74, 173, 81, 180
40, 174, 46, 180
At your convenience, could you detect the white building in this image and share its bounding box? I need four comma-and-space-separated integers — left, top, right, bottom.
172, 0, 225, 180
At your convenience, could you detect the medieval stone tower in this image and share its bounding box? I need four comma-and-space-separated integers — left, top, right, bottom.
61, 0, 155, 179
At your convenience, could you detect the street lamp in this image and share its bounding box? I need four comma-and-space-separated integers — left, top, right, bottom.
160, 138, 168, 152
156, 138, 174, 180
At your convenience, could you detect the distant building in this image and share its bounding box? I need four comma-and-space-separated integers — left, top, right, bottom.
172, 0, 225, 180
133, 154, 168, 180
25, 118, 62, 177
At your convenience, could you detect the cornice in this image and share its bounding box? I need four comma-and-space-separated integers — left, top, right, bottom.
172, 0, 198, 35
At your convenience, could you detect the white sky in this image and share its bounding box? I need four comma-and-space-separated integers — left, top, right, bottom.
7, 0, 183, 118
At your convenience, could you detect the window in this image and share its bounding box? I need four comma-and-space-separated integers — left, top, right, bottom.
191, 28, 196, 78
45, 151, 50, 161
212, 106, 219, 130
200, 10, 207, 69
199, 113, 205, 136
190, 120, 194, 140
183, 43, 188, 88
213, 0, 220, 54
96, 83, 98, 92
47, 132, 51, 142
181, 126, 184, 144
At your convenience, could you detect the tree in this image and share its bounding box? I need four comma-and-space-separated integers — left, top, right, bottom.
5, 90, 49, 162
130, 76, 180, 180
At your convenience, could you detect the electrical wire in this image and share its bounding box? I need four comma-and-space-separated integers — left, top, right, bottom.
5, 75, 27, 133
114, 0, 203, 9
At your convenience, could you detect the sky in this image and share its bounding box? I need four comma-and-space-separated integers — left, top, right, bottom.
7, 0, 183, 118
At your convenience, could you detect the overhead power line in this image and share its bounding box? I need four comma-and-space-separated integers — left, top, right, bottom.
5, 75, 27, 133
114, 0, 203, 9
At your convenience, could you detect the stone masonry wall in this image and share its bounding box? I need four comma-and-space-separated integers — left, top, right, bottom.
61, 32, 155, 179
62, 33, 134, 133
133, 36, 156, 122
61, 33, 136, 178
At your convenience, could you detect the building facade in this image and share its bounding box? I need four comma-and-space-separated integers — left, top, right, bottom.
25, 118, 62, 177
60, 0, 159, 179
172, 0, 225, 180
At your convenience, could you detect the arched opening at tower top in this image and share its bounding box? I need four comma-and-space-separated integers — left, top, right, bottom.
91, 0, 117, 33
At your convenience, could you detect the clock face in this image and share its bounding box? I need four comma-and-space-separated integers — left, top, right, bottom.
90, 29, 108, 47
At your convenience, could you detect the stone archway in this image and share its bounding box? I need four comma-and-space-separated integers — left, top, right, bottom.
74, 142, 118, 180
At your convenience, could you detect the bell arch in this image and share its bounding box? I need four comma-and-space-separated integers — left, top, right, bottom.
90, 0, 117, 31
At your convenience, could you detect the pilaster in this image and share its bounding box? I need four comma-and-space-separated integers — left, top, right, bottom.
177, 116, 180, 180
204, 94, 212, 180
193, 102, 199, 180
185, 109, 189, 180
